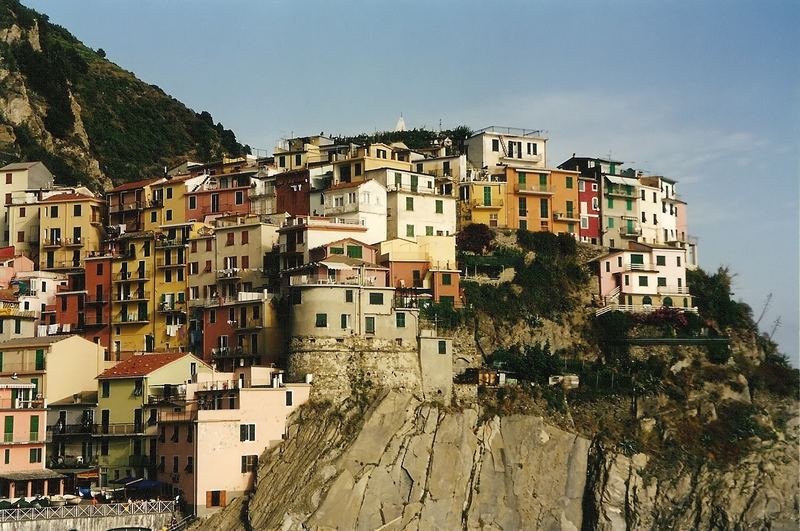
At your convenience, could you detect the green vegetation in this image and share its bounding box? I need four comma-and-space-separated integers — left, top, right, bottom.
456, 223, 495, 254
0, 0, 249, 187
332, 126, 473, 153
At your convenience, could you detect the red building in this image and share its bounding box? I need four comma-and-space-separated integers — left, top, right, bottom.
274, 169, 311, 216
83, 254, 113, 351
578, 176, 600, 245
185, 171, 254, 222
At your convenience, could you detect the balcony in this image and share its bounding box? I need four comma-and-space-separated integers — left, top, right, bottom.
156, 259, 186, 269
108, 201, 143, 214
64, 237, 84, 247
147, 385, 187, 404
114, 291, 150, 302
620, 227, 643, 237
113, 312, 150, 324
157, 300, 186, 313
92, 423, 147, 436
2, 432, 41, 444
211, 347, 257, 360
156, 238, 188, 249
85, 314, 108, 327
86, 293, 108, 304
469, 198, 503, 209
606, 186, 636, 198
0, 362, 45, 375
158, 409, 197, 423
47, 423, 92, 438
237, 319, 264, 330
42, 259, 83, 270
657, 285, 691, 295
0, 398, 45, 410
217, 269, 242, 280
553, 211, 578, 222
514, 183, 552, 194
113, 270, 149, 282
42, 238, 63, 248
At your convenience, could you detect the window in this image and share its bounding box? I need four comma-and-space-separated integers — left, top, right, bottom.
656, 256, 666, 266
519, 220, 527, 231
345, 290, 353, 303
625, 199, 633, 211
189, 196, 197, 210
491, 139, 499, 152
539, 198, 548, 218
638, 276, 649, 287
369, 293, 384, 305
4, 173, 10, 184
580, 217, 588, 229
30, 448, 42, 463
425, 226, 433, 236
579, 181, 585, 192
285, 390, 293, 406
3, 449, 7, 464
226, 233, 235, 246
315, 313, 327, 327
624, 275, 629, 286
406, 225, 415, 237
677, 256, 682, 267
101, 439, 109, 456
241, 455, 258, 473
630, 254, 644, 265
19, 207, 25, 217
295, 153, 302, 166
657, 277, 667, 287
241, 231, 249, 244
150, 211, 157, 223
209, 310, 216, 324
239, 424, 256, 442
441, 273, 452, 286
16, 231, 23, 243
607, 218, 615, 229
566, 176, 573, 189
166, 187, 173, 199
73, 204, 82, 216
607, 197, 614, 209
235, 191, 244, 205
346, 245, 362, 259
365, 316, 376, 334
518, 172, 526, 185
438, 340, 447, 354
396, 312, 405, 328
518, 197, 527, 217
354, 163, 362, 176
166, 209, 173, 221
186, 456, 194, 473
208, 490, 224, 508
50, 206, 58, 217
406, 197, 414, 211
189, 262, 198, 274
340, 314, 351, 329
435, 200, 443, 214
592, 197, 599, 211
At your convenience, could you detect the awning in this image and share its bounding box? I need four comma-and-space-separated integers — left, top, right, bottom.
130, 480, 163, 490
319, 261, 351, 270
605, 175, 637, 186
110, 476, 142, 485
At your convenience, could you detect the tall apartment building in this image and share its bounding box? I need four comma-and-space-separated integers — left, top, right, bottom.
0, 162, 54, 247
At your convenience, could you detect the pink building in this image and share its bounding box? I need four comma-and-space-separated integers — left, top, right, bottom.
156, 367, 310, 516
595, 241, 694, 314
0, 379, 64, 498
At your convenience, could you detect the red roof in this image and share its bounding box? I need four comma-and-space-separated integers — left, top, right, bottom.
326, 180, 370, 191
39, 192, 98, 203
0, 247, 15, 260
107, 177, 164, 193
96, 352, 188, 379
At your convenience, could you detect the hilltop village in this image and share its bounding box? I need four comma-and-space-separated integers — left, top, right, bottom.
0, 126, 700, 517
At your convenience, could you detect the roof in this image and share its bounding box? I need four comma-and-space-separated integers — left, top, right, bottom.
39, 192, 98, 203
0, 162, 40, 171
107, 177, 164, 193
0, 378, 35, 388
0, 469, 66, 481
96, 352, 191, 380
0, 247, 15, 260
320, 255, 387, 269
605, 175, 637, 186
326, 180, 372, 192
0, 335, 78, 349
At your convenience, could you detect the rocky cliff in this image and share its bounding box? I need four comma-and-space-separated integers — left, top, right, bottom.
199, 390, 798, 531
0, 0, 248, 189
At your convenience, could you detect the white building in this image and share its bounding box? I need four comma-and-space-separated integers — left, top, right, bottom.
321, 179, 387, 244
464, 126, 548, 178
14, 270, 68, 316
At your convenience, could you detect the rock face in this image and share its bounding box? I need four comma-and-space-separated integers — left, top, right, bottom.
198, 391, 799, 530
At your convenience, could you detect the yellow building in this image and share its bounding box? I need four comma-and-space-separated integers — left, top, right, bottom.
143, 175, 200, 231
457, 181, 507, 229
38, 192, 105, 271
332, 143, 412, 184
109, 222, 207, 355
94, 352, 210, 486
549, 168, 581, 237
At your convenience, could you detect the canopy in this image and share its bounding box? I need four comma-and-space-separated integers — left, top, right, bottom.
110, 476, 141, 485
130, 480, 162, 490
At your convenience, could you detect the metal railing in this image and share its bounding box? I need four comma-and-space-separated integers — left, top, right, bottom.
469, 197, 503, 208
657, 286, 690, 295
553, 211, 577, 220
113, 270, 148, 281
596, 304, 698, 317
114, 291, 150, 302
113, 313, 150, 324
91, 423, 146, 435
474, 125, 544, 137
0, 501, 176, 523
0, 398, 45, 409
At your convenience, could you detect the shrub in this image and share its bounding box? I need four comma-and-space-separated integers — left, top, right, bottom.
456, 223, 494, 254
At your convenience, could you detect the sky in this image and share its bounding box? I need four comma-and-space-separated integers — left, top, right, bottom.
25, 0, 800, 363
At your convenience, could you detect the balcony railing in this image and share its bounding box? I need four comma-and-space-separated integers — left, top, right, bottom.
2, 431, 42, 444
515, 183, 551, 194
157, 300, 186, 313
42, 238, 62, 248
657, 285, 691, 295
623, 263, 650, 271
469, 197, 503, 209
114, 291, 150, 302
606, 186, 636, 197
156, 259, 186, 268
158, 409, 197, 423
211, 347, 256, 359
108, 201, 143, 214
113, 312, 150, 324
156, 238, 188, 248
92, 423, 146, 436
41, 259, 83, 270
0, 362, 45, 374
64, 237, 84, 247
553, 211, 578, 221
217, 269, 242, 279
113, 270, 148, 282
47, 423, 92, 436
0, 398, 45, 409
621, 227, 643, 237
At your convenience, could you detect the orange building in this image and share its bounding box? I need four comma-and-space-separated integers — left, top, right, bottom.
504, 167, 553, 232
549, 169, 581, 237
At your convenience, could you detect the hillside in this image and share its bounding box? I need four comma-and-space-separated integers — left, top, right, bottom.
0, 0, 248, 189
199, 229, 799, 530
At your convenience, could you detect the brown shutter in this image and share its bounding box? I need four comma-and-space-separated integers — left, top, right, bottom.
220, 490, 227, 507
206, 491, 212, 508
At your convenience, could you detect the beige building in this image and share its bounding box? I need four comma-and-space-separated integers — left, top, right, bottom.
464, 126, 548, 179
38, 192, 105, 271
0, 335, 105, 404
321, 179, 387, 244
0, 162, 54, 247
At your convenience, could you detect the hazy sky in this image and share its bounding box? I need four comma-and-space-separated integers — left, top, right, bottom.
26, 0, 799, 362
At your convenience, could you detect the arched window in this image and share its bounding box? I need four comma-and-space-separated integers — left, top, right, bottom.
663, 297, 673, 307
642, 296, 652, 305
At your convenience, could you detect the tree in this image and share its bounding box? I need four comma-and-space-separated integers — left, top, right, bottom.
97, 48, 106, 58
456, 223, 494, 254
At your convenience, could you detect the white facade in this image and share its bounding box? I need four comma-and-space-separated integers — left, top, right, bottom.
321, 179, 387, 244
637, 181, 661, 245
464, 127, 548, 177
15, 271, 67, 316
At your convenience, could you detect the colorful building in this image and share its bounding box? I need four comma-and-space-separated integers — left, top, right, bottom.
0, 378, 62, 499
155, 366, 310, 516
549, 169, 581, 237
106, 177, 164, 233
38, 192, 105, 272
504, 167, 553, 232
321, 179, 387, 244
457, 181, 507, 229
94, 352, 211, 487
577, 176, 600, 244
379, 236, 461, 306
0, 162, 55, 248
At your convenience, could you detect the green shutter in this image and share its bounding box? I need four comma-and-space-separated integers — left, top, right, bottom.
406, 197, 414, 211
518, 172, 526, 185
483, 187, 491, 206
30, 378, 38, 395
410, 175, 418, 192
435, 200, 443, 214
30, 415, 38, 441
630, 254, 644, 264
625, 199, 632, 211
539, 174, 547, 187
4, 416, 12, 436
35, 349, 44, 370
406, 225, 415, 237
346, 245, 362, 259
566, 176, 573, 189
425, 226, 433, 236
607, 197, 614, 208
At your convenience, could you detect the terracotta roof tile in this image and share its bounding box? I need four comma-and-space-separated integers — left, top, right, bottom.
39, 192, 98, 203
96, 352, 189, 379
